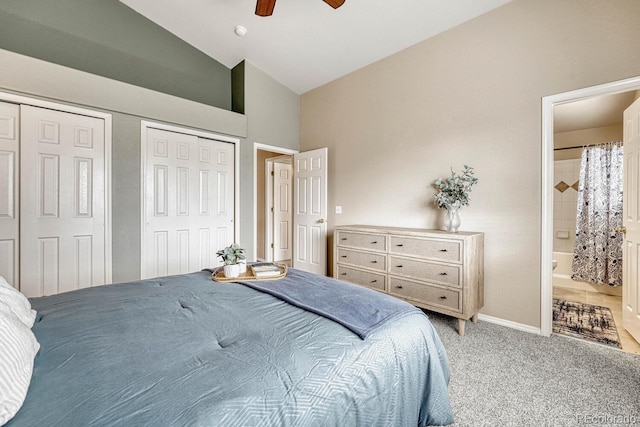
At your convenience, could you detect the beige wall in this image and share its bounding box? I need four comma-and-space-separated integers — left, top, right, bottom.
300, 0, 640, 328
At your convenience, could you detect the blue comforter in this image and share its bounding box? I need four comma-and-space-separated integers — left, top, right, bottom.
10, 270, 453, 426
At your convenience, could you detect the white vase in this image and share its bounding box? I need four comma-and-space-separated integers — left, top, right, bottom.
223, 264, 241, 278
444, 204, 461, 233
238, 260, 247, 274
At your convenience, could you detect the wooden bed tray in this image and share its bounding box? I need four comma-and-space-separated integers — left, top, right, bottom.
211, 265, 287, 282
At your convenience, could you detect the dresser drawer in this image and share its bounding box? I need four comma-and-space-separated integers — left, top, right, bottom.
389, 256, 461, 288
335, 230, 386, 252
389, 277, 461, 312
336, 248, 386, 271
389, 236, 461, 263
336, 265, 386, 291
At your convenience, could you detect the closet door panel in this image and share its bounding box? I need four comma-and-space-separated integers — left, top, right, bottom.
202, 136, 235, 267
0, 101, 19, 288
20, 105, 106, 297
143, 128, 199, 278
142, 128, 235, 278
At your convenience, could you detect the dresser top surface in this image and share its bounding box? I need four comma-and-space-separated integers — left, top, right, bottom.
335, 225, 483, 238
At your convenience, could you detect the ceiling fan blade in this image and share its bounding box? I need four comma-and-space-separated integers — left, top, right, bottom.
255, 0, 276, 16
323, 0, 345, 9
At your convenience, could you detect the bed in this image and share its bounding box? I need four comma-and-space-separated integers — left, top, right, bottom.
3, 267, 453, 426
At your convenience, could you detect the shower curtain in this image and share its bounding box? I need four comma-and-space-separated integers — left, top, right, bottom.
572, 142, 623, 287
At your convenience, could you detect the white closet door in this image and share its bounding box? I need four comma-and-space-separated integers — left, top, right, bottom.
200, 136, 235, 267
143, 128, 235, 278
0, 101, 19, 288
20, 105, 106, 297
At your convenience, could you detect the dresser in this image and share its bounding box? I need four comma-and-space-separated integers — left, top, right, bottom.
333, 225, 484, 336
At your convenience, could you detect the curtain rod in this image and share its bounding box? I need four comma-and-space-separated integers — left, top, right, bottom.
554, 141, 623, 151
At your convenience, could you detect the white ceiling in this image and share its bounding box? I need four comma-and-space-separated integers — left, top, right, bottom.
554, 92, 637, 134
119, 0, 512, 94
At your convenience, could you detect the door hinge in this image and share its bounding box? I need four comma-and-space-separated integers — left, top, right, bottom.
270, 243, 274, 249
271, 170, 274, 176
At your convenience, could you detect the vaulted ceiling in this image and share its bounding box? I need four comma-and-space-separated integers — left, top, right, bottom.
119, 0, 512, 94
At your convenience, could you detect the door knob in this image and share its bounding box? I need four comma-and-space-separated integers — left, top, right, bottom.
318, 218, 326, 224
615, 226, 627, 234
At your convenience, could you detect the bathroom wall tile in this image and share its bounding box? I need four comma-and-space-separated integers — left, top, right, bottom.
553, 159, 582, 252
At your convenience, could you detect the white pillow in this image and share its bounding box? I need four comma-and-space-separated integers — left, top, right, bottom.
0, 311, 40, 425
0, 277, 36, 328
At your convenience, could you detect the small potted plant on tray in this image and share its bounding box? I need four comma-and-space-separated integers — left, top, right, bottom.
216, 243, 246, 278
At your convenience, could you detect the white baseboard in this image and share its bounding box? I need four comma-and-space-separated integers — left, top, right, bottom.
478, 313, 542, 335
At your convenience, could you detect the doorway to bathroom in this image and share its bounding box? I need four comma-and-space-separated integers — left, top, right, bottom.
542, 77, 640, 354
255, 145, 295, 266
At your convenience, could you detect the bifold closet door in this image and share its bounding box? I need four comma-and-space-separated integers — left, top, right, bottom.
143, 127, 235, 278
0, 101, 19, 288
20, 105, 106, 297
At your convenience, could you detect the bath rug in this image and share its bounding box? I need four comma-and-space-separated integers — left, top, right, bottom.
552, 299, 621, 348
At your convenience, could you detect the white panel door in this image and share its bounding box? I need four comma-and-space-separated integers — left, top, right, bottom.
142, 128, 235, 278
623, 97, 640, 343
20, 105, 106, 297
273, 161, 292, 262
0, 101, 19, 288
293, 148, 327, 275
198, 136, 235, 268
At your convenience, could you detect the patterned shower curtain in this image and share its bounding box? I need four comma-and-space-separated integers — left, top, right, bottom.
571, 142, 623, 287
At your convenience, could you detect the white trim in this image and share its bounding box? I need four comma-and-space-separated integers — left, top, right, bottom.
253, 143, 299, 262
104, 115, 113, 285
0, 91, 113, 121
140, 121, 241, 276
141, 120, 240, 144
265, 160, 274, 262
478, 314, 542, 335
541, 76, 640, 336
0, 90, 113, 285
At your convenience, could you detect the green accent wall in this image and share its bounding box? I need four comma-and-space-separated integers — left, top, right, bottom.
0, 0, 231, 109
239, 61, 300, 260
231, 61, 245, 114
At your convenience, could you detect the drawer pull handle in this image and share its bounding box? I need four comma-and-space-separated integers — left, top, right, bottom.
371, 260, 377, 263
439, 272, 448, 276
396, 265, 403, 268
340, 273, 347, 276
439, 249, 448, 252
396, 244, 404, 247
395, 285, 403, 289
440, 295, 447, 300
341, 237, 347, 241
371, 280, 377, 283
371, 241, 378, 244
341, 255, 347, 258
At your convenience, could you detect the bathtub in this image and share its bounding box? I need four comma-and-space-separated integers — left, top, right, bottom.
553, 251, 622, 296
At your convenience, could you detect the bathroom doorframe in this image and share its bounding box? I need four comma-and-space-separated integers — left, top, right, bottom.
540, 75, 640, 336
